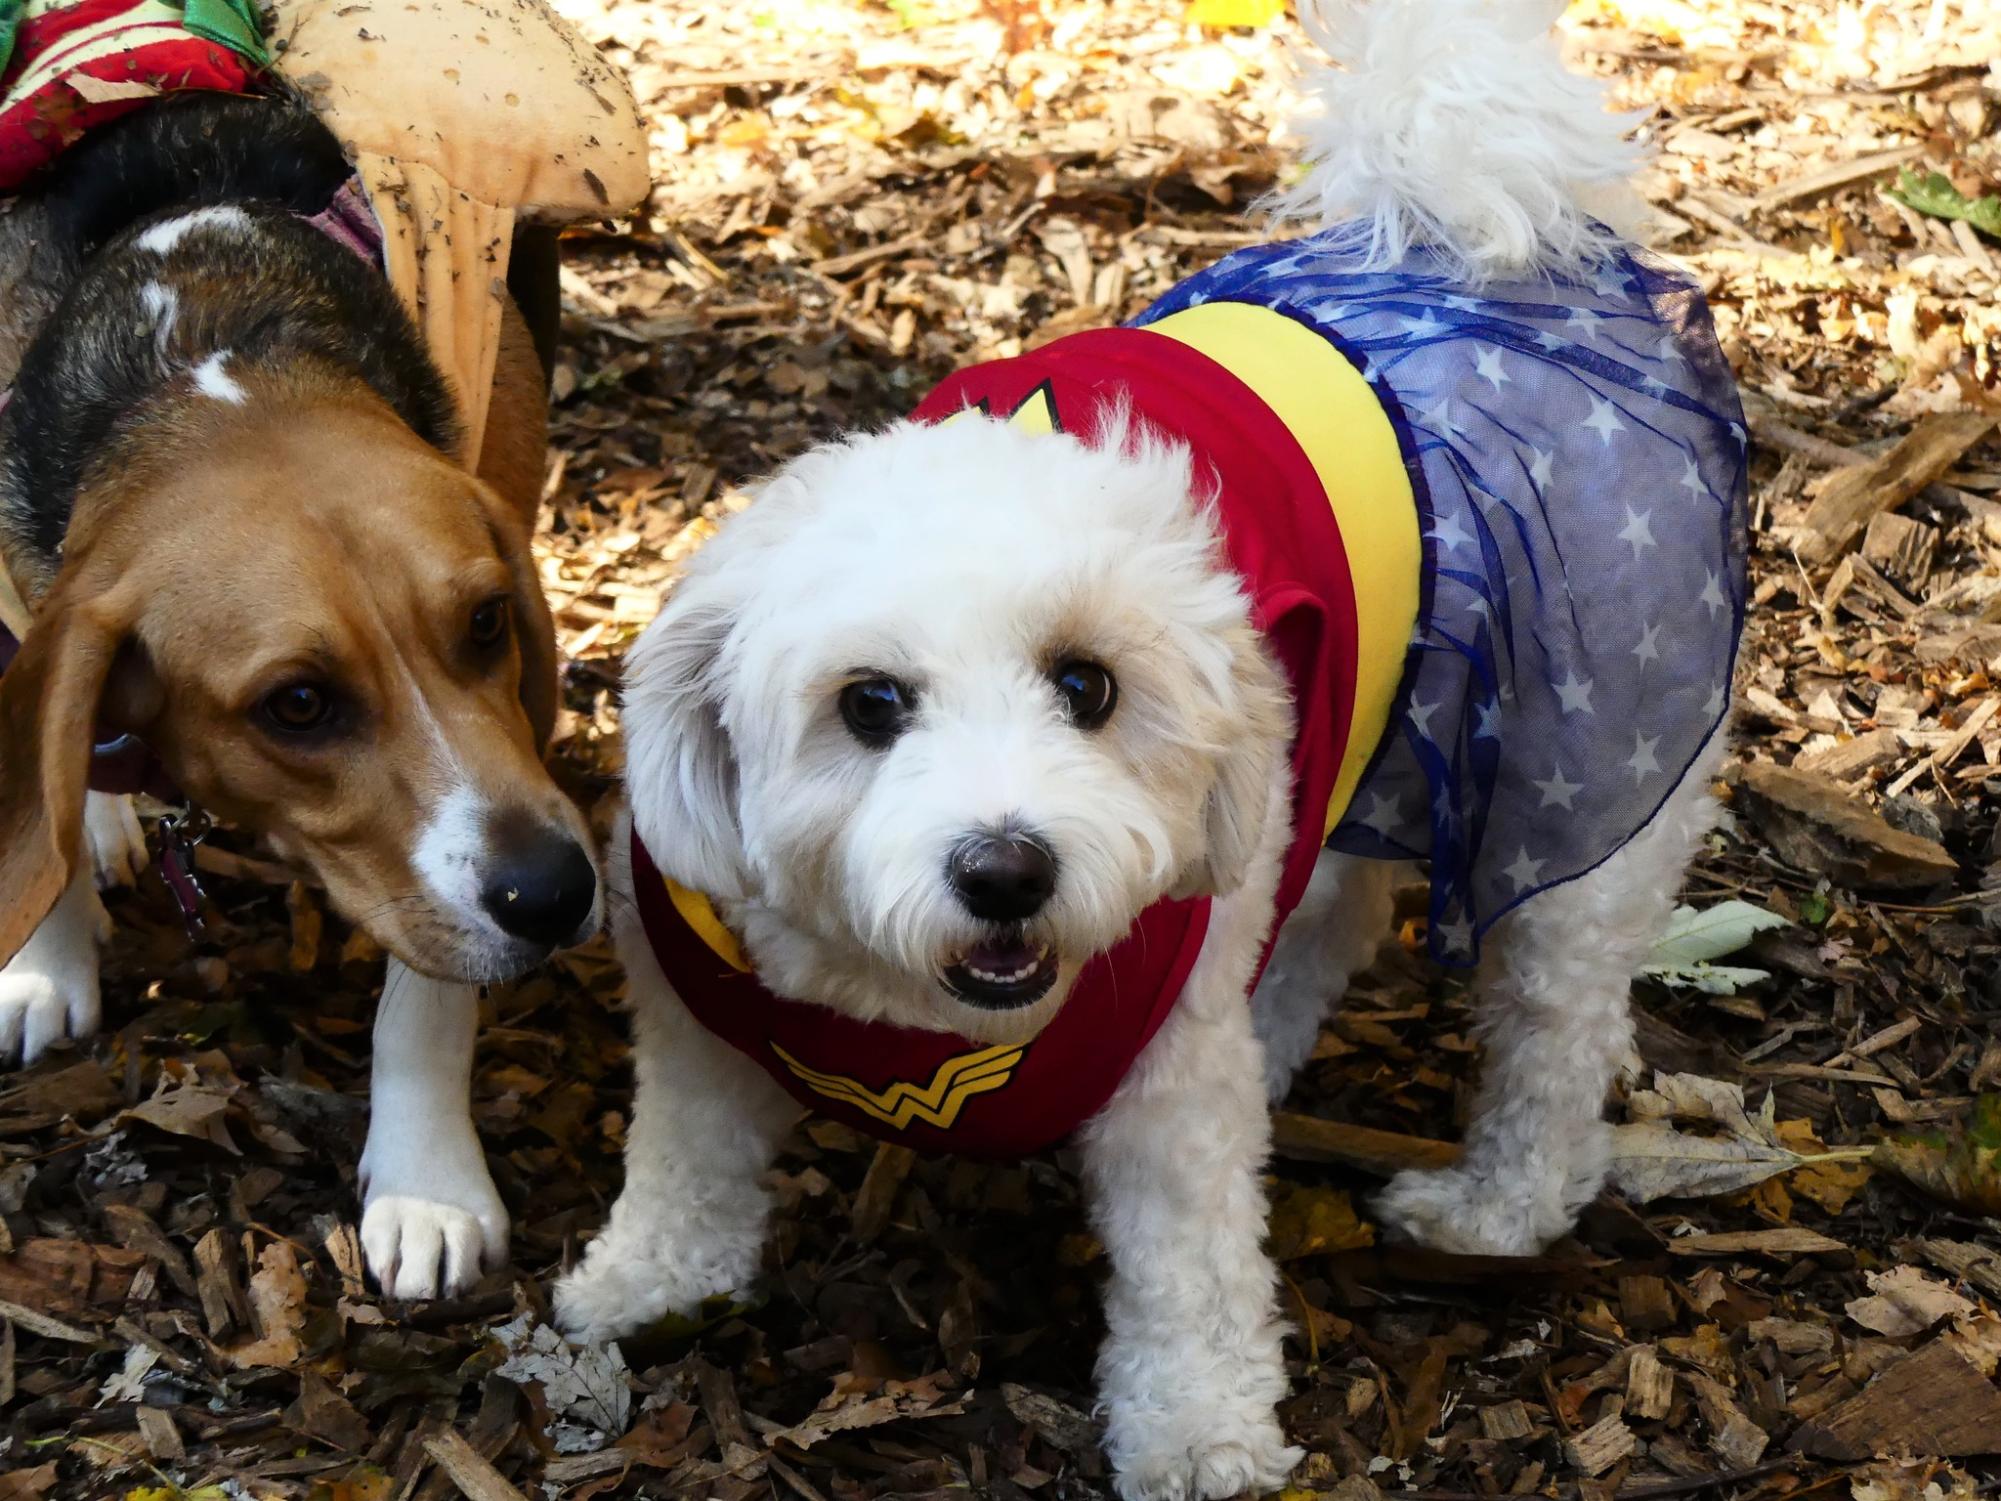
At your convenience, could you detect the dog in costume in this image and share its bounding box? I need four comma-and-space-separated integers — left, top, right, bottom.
559, 3, 1746, 1495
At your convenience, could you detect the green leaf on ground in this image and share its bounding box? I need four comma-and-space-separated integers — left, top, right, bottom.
1885, 168, 2001, 239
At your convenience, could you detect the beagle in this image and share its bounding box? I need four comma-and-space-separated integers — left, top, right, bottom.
0, 94, 601, 1298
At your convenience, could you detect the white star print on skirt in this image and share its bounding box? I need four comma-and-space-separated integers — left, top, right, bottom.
1137, 230, 1748, 964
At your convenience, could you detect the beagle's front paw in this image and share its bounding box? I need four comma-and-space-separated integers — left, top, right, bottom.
0, 882, 105, 1065
83, 792, 149, 891
0, 962, 102, 1066
358, 1131, 508, 1299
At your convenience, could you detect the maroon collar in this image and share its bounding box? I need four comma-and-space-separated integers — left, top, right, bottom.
299, 177, 383, 269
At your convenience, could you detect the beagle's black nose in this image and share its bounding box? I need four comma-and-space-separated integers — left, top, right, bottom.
949, 833, 1057, 923
481, 823, 597, 948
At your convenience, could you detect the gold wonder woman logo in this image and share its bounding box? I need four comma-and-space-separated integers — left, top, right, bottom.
770, 1042, 1025, 1132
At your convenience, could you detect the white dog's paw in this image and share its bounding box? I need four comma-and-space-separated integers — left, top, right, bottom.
1375, 1159, 1592, 1257
1109, 1409, 1300, 1501
553, 1219, 761, 1345
358, 1138, 508, 1299
83, 792, 149, 890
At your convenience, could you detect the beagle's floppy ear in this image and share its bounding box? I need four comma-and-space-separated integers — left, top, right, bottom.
471, 483, 560, 749
1173, 622, 1293, 901
0, 586, 132, 965
508, 534, 560, 750
620, 594, 748, 901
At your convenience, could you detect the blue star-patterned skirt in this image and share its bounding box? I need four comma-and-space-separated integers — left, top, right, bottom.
1137, 231, 1748, 964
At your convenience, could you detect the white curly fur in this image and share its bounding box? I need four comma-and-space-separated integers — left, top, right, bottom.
1264, 0, 1648, 283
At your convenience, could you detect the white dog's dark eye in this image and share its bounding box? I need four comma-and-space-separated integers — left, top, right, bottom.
1052, 660, 1117, 729
839, 677, 915, 745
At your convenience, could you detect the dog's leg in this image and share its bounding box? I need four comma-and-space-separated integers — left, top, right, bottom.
358, 959, 509, 1299
1376, 743, 1724, 1255
0, 866, 105, 1062
1251, 850, 1398, 1104
83, 791, 149, 890
554, 862, 797, 1343
1080, 830, 1302, 1501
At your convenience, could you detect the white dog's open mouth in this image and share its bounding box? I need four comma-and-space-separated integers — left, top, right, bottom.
942, 936, 1059, 1010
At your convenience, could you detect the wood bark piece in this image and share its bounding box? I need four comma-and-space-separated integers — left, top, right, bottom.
1754, 144, 1925, 210
1792, 729, 1904, 781
1480, 1399, 1537, 1441
1666, 1227, 1848, 1257
1736, 762, 1958, 890
1270, 1113, 1460, 1177
1861, 512, 1937, 585
1620, 1276, 1678, 1333
1796, 413, 1994, 564
1627, 1347, 1675, 1421
1789, 1336, 2001, 1459
1565, 1412, 1641, 1475
423, 1426, 530, 1501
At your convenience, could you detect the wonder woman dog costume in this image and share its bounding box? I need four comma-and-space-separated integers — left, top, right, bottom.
633, 229, 1749, 1157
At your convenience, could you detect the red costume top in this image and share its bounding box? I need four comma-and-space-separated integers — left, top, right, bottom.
632, 302, 1421, 1157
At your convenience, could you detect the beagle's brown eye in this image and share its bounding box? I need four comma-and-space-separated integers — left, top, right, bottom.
1052, 660, 1116, 729
839, 677, 914, 747
470, 597, 509, 648
263, 682, 332, 734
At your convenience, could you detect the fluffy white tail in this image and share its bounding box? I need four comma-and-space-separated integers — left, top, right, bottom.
1263, 0, 1645, 284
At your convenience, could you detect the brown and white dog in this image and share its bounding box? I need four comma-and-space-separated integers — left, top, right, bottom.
0, 94, 601, 1297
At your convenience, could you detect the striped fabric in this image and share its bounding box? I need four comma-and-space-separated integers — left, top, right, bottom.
0, 0, 266, 190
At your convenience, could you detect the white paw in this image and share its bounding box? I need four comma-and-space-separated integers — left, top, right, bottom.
553, 1219, 760, 1345
83, 792, 148, 890
1375, 1157, 1596, 1257
1109, 1410, 1300, 1501
0, 935, 102, 1066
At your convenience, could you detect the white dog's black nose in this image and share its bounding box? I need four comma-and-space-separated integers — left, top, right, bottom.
481, 823, 598, 948
949, 833, 1057, 923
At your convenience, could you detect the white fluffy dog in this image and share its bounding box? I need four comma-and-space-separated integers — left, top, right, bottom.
556, 2, 1747, 1497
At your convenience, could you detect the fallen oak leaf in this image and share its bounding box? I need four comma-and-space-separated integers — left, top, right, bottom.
493, 1313, 632, 1454
120, 1082, 240, 1155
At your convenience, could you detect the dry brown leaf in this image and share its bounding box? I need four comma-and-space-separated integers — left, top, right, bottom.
1846, 1266, 1977, 1337
222, 1242, 308, 1369
123, 1083, 240, 1155
1266, 1183, 1375, 1260
769, 1371, 969, 1451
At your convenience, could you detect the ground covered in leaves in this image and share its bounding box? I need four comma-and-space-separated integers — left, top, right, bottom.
7, 0, 2001, 1497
